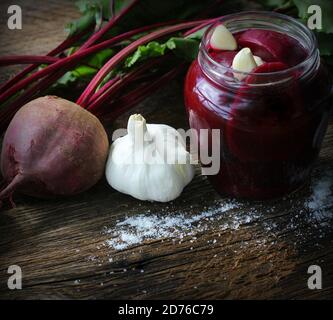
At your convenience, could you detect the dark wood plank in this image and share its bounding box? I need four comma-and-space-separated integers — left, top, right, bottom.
0, 0, 332, 300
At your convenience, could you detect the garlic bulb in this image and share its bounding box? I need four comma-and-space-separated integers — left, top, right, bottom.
105, 114, 195, 202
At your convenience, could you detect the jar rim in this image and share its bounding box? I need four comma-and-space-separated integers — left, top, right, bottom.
200, 11, 318, 85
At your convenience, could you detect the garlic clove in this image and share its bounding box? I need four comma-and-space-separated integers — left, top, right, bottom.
210, 24, 237, 51
254, 55, 264, 66
232, 47, 258, 80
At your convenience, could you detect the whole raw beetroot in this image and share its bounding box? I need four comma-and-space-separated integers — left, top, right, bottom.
0, 96, 109, 203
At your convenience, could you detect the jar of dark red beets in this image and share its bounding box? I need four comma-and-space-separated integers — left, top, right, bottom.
184, 11, 332, 199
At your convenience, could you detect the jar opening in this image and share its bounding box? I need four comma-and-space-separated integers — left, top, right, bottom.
199, 11, 319, 88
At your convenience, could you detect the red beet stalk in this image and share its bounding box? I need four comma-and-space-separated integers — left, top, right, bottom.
0, 0, 139, 93
0, 28, 92, 93
0, 20, 184, 105
87, 55, 171, 111
79, 0, 140, 51
76, 20, 204, 107
0, 55, 59, 67
102, 65, 185, 121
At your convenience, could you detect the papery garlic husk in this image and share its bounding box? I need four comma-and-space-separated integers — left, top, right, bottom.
105, 114, 195, 202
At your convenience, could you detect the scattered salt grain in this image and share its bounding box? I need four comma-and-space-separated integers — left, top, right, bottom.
103, 171, 332, 253
105, 200, 240, 250
306, 173, 333, 224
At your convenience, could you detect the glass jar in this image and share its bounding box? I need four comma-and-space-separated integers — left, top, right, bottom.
184, 11, 332, 199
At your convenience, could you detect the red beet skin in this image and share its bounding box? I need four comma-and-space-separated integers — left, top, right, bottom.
0, 96, 109, 202
237, 29, 307, 66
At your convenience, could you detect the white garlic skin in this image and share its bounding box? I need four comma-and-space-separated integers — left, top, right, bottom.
105, 114, 195, 202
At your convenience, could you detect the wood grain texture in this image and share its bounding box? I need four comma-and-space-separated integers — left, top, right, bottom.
0, 0, 332, 300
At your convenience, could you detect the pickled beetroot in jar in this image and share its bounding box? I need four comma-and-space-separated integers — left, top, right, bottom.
235, 29, 307, 66
209, 51, 237, 68
184, 12, 332, 199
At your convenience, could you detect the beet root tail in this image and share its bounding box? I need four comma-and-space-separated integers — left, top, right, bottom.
0, 174, 25, 207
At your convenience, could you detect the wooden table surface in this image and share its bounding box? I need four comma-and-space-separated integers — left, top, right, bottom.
0, 0, 332, 300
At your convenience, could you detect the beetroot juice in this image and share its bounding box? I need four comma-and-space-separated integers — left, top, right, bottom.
184, 12, 332, 199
